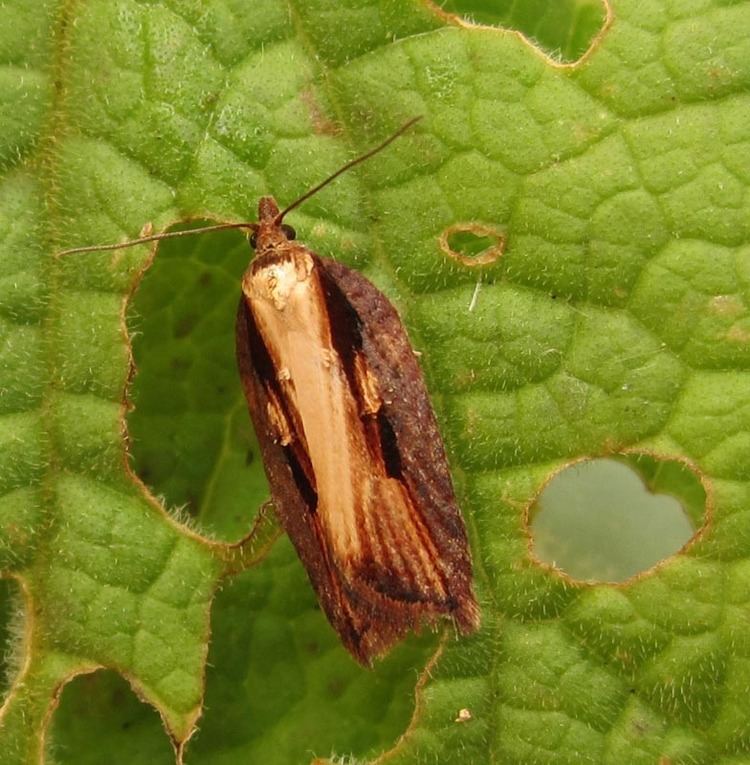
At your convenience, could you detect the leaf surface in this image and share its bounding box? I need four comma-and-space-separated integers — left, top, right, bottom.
1, 0, 749, 763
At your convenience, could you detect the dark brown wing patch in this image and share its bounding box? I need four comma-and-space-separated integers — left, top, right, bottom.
317, 258, 479, 634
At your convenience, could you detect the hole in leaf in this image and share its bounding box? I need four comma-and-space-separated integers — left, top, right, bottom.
189, 539, 427, 762
449, 231, 494, 258
52, 670, 173, 764
528, 455, 706, 583
427, 0, 608, 63
126, 222, 269, 541
439, 223, 505, 267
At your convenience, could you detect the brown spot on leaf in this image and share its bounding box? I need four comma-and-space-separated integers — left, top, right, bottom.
299, 88, 343, 136
709, 294, 743, 317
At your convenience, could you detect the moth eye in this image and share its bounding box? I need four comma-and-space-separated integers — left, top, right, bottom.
249, 232, 258, 249
281, 224, 296, 240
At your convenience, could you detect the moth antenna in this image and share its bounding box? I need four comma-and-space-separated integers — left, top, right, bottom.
275, 116, 423, 223
55, 221, 258, 258
56, 117, 421, 256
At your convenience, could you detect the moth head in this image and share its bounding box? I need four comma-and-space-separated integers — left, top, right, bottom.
249, 224, 295, 250
250, 196, 297, 252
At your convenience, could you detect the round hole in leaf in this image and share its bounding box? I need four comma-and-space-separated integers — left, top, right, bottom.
448, 230, 495, 259
528, 455, 707, 583
439, 223, 505, 267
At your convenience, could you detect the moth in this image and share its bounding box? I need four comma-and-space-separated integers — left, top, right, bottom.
60, 119, 480, 664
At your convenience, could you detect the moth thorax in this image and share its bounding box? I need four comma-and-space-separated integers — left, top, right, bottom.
246, 250, 314, 311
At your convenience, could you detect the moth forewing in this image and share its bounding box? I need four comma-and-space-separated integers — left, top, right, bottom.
236, 196, 479, 664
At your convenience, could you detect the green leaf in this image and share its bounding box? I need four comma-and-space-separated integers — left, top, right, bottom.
2, 0, 749, 763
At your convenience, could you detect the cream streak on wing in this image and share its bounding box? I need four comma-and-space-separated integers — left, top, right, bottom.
247, 251, 363, 558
